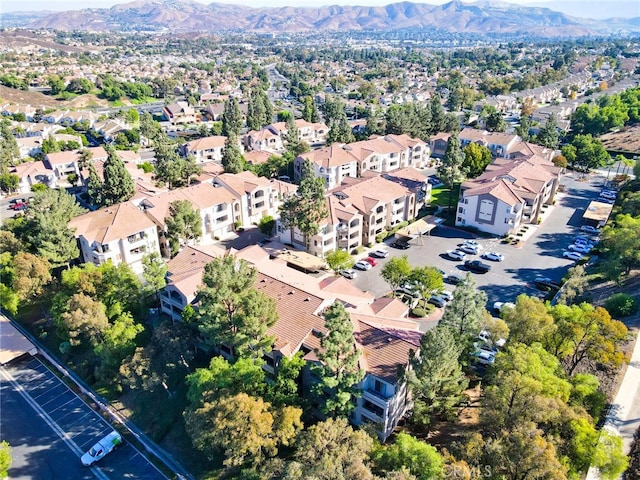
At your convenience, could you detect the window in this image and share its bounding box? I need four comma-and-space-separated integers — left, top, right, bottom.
374, 379, 385, 395
363, 400, 384, 417
457, 216, 462, 223
255, 190, 264, 198
478, 199, 494, 222
458, 207, 464, 214
376, 206, 383, 214
255, 201, 265, 209
216, 204, 224, 212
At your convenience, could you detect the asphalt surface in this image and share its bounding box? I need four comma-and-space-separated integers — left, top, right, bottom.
1, 355, 167, 480
350, 171, 606, 311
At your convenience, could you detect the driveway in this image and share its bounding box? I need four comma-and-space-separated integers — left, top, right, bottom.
350, 171, 605, 310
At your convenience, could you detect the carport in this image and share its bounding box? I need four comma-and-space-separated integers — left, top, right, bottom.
0, 314, 37, 365
394, 217, 442, 245
582, 200, 613, 228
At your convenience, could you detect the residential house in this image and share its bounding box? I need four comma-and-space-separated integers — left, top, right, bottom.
163, 101, 197, 125
181, 135, 227, 163
69, 202, 161, 274
93, 118, 130, 142
60, 110, 95, 127
455, 154, 562, 235
44, 150, 81, 179
268, 119, 329, 147
244, 150, 272, 168
15, 136, 44, 159
244, 128, 284, 153
12, 161, 57, 192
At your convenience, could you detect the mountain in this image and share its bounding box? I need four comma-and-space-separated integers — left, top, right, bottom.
4, 0, 639, 37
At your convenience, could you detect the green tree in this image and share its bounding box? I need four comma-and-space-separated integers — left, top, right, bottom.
283, 417, 375, 480
153, 134, 201, 188
185, 392, 302, 467
569, 417, 629, 478
600, 214, 640, 279
142, 252, 167, 303
41, 136, 60, 154
0, 441, 12, 478
267, 351, 305, 408
94, 311, 144, 379
502, 294, 554, 345
407, 325, 468, 427
462, 143, 493, 178
86, 163, 103, 206
196, 255, 277, 360
165, 200, 202, 256
408, 266, 444, 299
0, 173, 18, 193
437, 132, 466, 210
222, 133, 245, 174
0, 283, 19, 315
325, 249, 354, 274
381, 255, 412, 293
139, 111, 162, 142
48, 75, 65, 95
516, 114, 532, 141
19, 188, 85, 267
373, 433, 445, 480
439, 274, 486, 341
57, 293, 109, 346
283, 115, 302, 156
537, 113, 560, 149
313, 302, 364, 418
0, 120, 19, 172
258, 215, 276, 236
327, 113, 355, 145
302, 96, 320, 123
279, 160, 328, 250
11, 251, 51, 302
222, 97, 243, 137
485, 110, 506, 133
562, 134, 610, 172
102, 148, 134, 206
430, 93, 446, 134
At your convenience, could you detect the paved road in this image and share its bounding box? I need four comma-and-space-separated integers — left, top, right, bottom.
351, 171, 605, 311
1, 355, 167, 480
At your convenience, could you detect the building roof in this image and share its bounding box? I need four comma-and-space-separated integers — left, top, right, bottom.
184, 135, 226, 153
244, 150, 272, 165
69, 202, 157, 245
333, 174, 412, 214
215, 170, 271, 196
298, 144, 359, 169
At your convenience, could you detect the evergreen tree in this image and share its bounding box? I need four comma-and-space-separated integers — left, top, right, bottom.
366, 108, 385, 136
260, 89, 273, 126
279, 160, 328, 249
537, 113, 560, 149
222, 97, 243, 137
222, 134, 244, 174
0, 120, 19, 173
516, 114, 532, 141
327, 114, 355, 145
437, 131, 466, 210
41, 136, 60, 154
87, 163, 103, 206
196, 255, 277, 360
439, 274, 487, 341
165, 199, 202, 256
407, 325, 468, 427
302, 96, 319, 123
102, 148, 134, 206
283, 115, 304, 156
313, 302, 364, 418
139, 111, 162, 143
430, 93, 446, 134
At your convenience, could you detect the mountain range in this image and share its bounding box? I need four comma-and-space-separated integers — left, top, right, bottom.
3, 0, 640, 37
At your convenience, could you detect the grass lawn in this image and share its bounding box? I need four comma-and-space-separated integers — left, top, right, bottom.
430, 184, 461, 209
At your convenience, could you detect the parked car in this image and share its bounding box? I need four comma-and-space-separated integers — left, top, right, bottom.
370, 249, 389, 258
463, 240, 480, 248
464, 259, 491, 273
471, 349, 496, 366
568, 243, 592, 254
9, 201, 27, 211
581, 225, 600, 234
493, 301, 515, 313
340, 269, 357, 279
396, 287, 421, 299
534, 276, 560, 290
459, 244, 480, 255
8, 198, 26, 205
563, 251, 584, 261
428, 295, 447, 308
445, 249, 467, 261
354, 260, 372, 270
574, 236, 595, 247
438, 290, 454, 302
600, 190, 616, 200
481, 251, 504, 262
391, 240, 411, 249
81, 431, 122, 466
365, 257, 377, 266
427, 176, 441, 185
478, 330, 506, 347
444, 274, 464, 285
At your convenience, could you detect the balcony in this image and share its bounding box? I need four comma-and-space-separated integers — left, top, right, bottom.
127, 233, 146, 244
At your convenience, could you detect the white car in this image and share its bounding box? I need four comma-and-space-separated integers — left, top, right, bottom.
340, 269, 357, 279
354, 260, 372, 270
463, 240, 480, 248
568, 243, 592, 254
370, 249, 389, 258
493, 301, 515, 313
459, 244, 480, 255
438, 290, 454, 302
581, 225, 600, 234
445, 250, 467, 261
563, 251, 585, 261
472, 349, 496, 366
81, 431, 122, 466
482, 251, 504, 262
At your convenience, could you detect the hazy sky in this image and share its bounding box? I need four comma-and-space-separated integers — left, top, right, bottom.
2, 0, 637, 19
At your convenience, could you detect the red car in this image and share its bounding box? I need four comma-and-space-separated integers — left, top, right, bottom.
365, 257, 377, 266
10, 202, 27, 211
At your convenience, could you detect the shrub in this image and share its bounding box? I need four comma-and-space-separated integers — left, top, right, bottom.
411, 307, 427, 318
605, 293, 639, 318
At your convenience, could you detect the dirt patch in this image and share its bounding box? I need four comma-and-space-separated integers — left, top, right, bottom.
425, 384, 482, 448
66, 94, 111, 109
0, 85, 62, 109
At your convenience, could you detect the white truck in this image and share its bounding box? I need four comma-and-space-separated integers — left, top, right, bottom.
81, 430, 122, 466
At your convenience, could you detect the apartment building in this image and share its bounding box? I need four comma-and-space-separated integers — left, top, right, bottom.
294, 144, 360, 190
181, 135, 227, 163
69, 202, 161, 274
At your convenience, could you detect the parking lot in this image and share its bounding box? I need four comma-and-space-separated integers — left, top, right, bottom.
1, 355, 166, 480
351, 172, 605, 311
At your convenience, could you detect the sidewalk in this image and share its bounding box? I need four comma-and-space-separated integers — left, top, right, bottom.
586, 330, 640, 479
